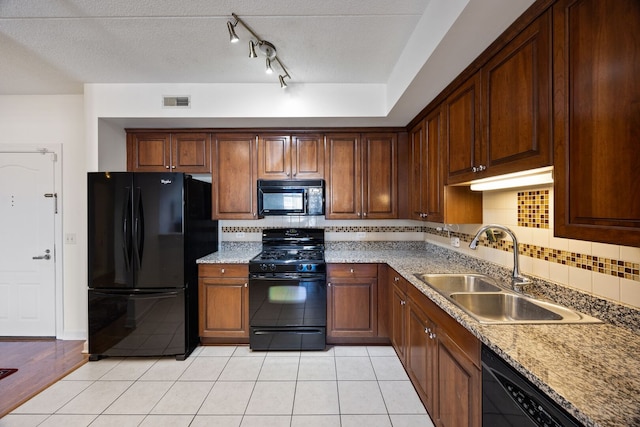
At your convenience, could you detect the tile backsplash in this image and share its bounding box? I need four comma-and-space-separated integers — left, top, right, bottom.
219, 184, 640, 310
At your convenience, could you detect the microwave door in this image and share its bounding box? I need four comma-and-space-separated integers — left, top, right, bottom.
260, 188, 305, 215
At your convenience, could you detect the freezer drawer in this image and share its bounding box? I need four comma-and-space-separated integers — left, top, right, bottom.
88, 289, 188, 359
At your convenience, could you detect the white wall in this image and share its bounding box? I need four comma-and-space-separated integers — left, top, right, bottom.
0, 95, 87, 339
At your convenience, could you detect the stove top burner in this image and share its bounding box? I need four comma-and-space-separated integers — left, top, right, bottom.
254, 249, 324, 262
250, 228, 326, 274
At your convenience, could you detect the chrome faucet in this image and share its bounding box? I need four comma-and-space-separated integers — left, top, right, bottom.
469, 224, 529, 288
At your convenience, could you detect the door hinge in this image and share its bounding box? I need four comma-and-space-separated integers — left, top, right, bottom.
45, 193, 58, 214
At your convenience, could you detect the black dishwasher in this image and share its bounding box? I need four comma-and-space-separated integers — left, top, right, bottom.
482, 345, 584, 427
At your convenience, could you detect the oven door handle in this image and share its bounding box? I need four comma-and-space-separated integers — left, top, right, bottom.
253, 328, 325, 335
250, 274, 326, 281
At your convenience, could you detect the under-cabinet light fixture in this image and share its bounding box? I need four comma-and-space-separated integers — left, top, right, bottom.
227, 13, 291, 88
469, 166, 554, 191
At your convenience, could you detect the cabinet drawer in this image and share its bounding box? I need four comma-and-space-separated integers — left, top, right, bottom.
327, 263, 378, 278
199, 264, 248, 278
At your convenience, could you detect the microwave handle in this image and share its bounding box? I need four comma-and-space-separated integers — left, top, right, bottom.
304, 191, 309, 213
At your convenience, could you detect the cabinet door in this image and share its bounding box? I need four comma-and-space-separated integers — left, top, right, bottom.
199, 277, 248, 338
553, 0, 640, 247
325, 133, 362, 219
292, 134, 324, 179
171, 133, 211, 173
362, 133, 397, 219
390, 280, 407, 362
482, 10, 552, 176
409, 120, 427, 221
213, 134, 257, 219
257, 134, 291, 179
424, 109, 444, 222
327, 277, 378, 338
127, 133, 170, 172
406, 298, 436, 416
436, 331, 481, 427
445, 73, 482, 184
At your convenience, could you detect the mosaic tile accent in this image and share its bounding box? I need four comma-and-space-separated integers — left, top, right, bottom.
518, 190, 550, 229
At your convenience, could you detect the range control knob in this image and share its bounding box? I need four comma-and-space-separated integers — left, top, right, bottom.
269, 263, 276, 271
260, 263, 268, 271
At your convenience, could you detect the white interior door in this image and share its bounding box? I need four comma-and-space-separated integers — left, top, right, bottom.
0, 152, 56, 336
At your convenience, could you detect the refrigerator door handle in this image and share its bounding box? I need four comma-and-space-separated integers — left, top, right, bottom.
134, 187, 145, 267
122, 186, 133, 271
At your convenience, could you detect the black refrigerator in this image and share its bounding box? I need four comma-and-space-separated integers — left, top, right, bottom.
87, 172, 217, 360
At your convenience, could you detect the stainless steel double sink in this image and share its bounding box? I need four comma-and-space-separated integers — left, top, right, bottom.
415, 273, 602, 324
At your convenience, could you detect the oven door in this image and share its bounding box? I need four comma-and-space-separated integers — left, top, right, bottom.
249, 274, 326, 350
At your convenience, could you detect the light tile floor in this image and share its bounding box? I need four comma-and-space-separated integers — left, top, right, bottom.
1, 345, 436, 427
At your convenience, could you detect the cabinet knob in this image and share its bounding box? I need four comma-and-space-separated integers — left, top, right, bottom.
221, 268, 225, 274
424, 327, 430, 334
401, 300, 406, 306
472, 165, 487, 173
429, 332, 436, 340
244, 283, 247, 287
394, 277, 400, 282
357, 212, 361, 217
363, 212, 368, 217
165, 165, 170, 169
328, 282, 331, 287
171, 165, 176, 169
286, 172, 290, 177
350, 268, 354, 274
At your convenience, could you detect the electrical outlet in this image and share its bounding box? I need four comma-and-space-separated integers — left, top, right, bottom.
235, 232, 245, 239
450, 237, 460, 248
356, 232, 366, 239
65, 233, 76, 244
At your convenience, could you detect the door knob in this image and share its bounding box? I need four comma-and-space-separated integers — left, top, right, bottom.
33, 249, 51, 260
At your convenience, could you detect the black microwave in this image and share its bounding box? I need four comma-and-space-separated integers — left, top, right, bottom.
257, 179, 325, 216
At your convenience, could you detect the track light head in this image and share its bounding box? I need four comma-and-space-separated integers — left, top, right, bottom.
266, 58, 274, 74
227, 21, 239, 43
249, 40, 258, 58
279, 74, 288, 89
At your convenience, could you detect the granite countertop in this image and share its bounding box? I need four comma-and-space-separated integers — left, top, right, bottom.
198, 246, 640, 427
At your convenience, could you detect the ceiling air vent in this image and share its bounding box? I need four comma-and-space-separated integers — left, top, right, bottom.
162, 96, 191, 108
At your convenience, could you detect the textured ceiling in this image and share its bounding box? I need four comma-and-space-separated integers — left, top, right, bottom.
0, 0, 429, 94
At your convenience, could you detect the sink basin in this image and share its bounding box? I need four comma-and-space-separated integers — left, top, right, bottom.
415, 273, 503, 293
448, 292, 600, 324
414, 272, 602, 324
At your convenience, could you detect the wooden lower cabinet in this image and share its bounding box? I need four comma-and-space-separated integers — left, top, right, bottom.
388, 267, 481, 427
198, 264, 249, 344
327, 263, 389, 344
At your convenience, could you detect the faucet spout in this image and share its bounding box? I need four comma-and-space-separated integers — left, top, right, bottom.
469, 224, 529, 288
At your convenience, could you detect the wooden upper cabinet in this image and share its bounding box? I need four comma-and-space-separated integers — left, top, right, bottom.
325, 132, 397, 219
257, 134, 324, 180
410, 109, 445, 222
362, 133, 398, 219
325, 133, 362, 219
293, 134, 324, 179
445, 10, 552, 184
257, 134, 291, 179
212, 134, 257, 220
127, 132, 211, 173
445, 73, 482, 184
553, 0, 640, 247
481, 10, 552, 176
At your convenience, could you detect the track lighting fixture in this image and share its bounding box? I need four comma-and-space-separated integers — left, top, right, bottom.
226, 13, 291, 88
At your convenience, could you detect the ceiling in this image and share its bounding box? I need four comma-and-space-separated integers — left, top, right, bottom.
0, 0, 536, 126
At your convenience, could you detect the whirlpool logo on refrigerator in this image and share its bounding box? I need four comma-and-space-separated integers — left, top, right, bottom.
161, 179, 172, 185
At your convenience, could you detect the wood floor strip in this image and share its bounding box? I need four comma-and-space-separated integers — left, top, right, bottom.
0, 339, 87, 418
